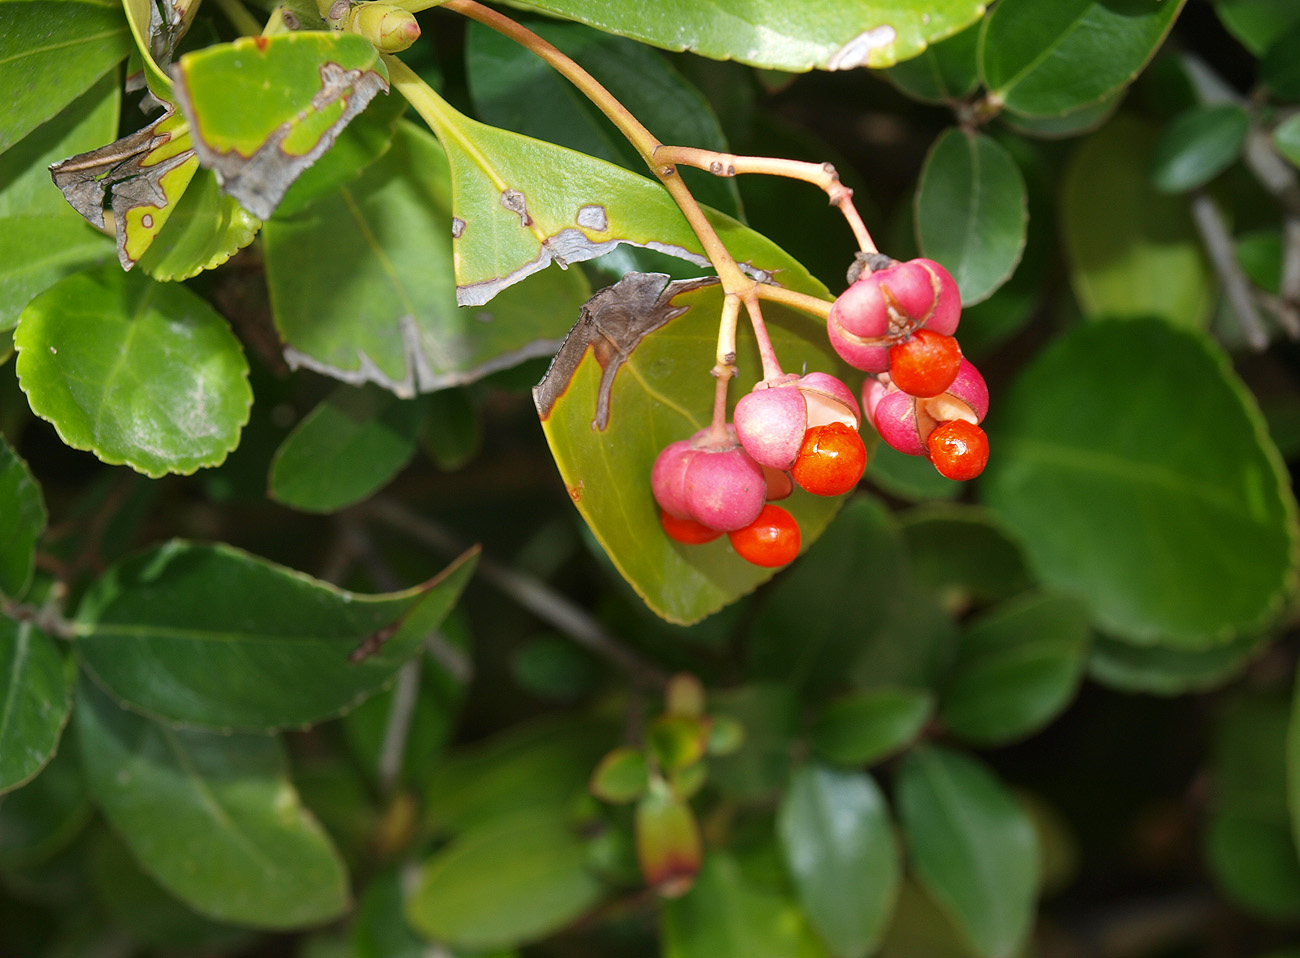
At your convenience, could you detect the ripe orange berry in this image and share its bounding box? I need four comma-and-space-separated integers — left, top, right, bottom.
660, 509, 722, 545
927, 420, 989, 480
790, 422, 866, 497
728, 504, 801, 567
887, 328, 963, 398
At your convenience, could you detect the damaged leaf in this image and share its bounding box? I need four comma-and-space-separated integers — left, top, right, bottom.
535, 272, 853, 624
264, 120, 590, 396
491, 0, 987, 71
173, 32, 389, 220
122, 0, 199, 97
49, 107, 201, 270
392, 62, 820, 307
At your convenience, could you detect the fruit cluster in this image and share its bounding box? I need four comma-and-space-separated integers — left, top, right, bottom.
651, 254, 989, 568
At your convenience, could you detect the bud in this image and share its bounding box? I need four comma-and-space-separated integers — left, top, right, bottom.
349, 2, 421, 53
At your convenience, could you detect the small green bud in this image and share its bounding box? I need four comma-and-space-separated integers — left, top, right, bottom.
349, 2, 420, 53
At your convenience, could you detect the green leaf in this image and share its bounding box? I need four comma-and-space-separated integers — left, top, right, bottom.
492, 0, 985, 71
405, 808, 603, 950
0, 436, 45, 598
749, 496, 905, 698
809, 688, 934, 767
0, 217, 114, 333
511, 635, 599, 702
0, 738, 90, 869
897, 747, 1037, 958
1061, 114, 1213, 327
269, 385, 424, 512
884, 22, 980, 103
867, 441, 962, 502
0, 71, 119, 219
1206, 814, 1300, 919
997, 90, 1122, 140
74, 541, 476, 730
981, 319, 1298, 646
940, 593, 1091, 745
1148, 104, 1250, 193
0, 1, 131, 152
1263, 22, 1300, 101
778, 764, 900, 958
979, 0, 1186, 118
536, 274, 845, 625
467, 18, 740, 217
899, 505, 1031, 604
135, 169, 261, 281
1215, 0, 1300, 55
394, 64, 826, 306
662, 852, 827, 958
173, 32, 388, 220
422, 387, 481, 470
707, 684, 798, 802
75, 680, 350, 929
352, 869, 430, 958
14, 266, 253, 478
265, 121, 591, 396
0, 620, 72, 793
589, 747, 649, 804
915, 127, 1027, 306
1088, 631, 1268, 695
1274, 114, 1300, 169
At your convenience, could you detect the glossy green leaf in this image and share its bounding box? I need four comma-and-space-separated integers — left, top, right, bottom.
916, 127, 1027, 306
979, 0, 1185, 118
1088, 631, 1268, 695
0, 217, 114, 333
536, 274, 845, 625
0, 1, 131, 152
982, 319, 1297, 646
136, 169, 261, 281
74, 541, 475, 730
778, 764, 900, 958
493, 0, 985, 71
0, 739, 90, 869
406, 808, 603, 950
425, 714, 617, 832
0, 436, 45, 598
1062, 115, 1213, 327
899, 505, 1030, 604
940, 593, 1091, 745
662, 852, 827, 958
14, 266, 252, 478
394, 63, 827, 306
750, 496, 903, 697
997, 90, 1122, 140
1149, 104, 1250, 193
467, 18, 740, 217
884, 22, 980, 103
0, 72, 119, 219
866, 442, 962, 502
173, 32, 388, 220
707, 684, 798, 802
809, 688, 933, 767
1215, 0, 1300, 54
1263, 22, 1300, 101
0, 620, 71, 793
269, 385, 424, 512
897, 747, 1037, 958
1274, 114, 1300, 169
265, 121, 591, 396
75, 680, 349, 929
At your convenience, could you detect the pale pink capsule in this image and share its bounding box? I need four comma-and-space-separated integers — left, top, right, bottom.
871, 390, 926, 457
827, 314, 891, 373
798, 371, 860, 428
683, 444, 766, 532
651, 439, 698, 519
733, 384, 807, 470
913, 258, 962, 336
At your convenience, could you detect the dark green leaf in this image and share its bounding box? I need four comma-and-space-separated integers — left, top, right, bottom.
885, 23, 980, 103
1206, 814, 1300, 919
74, 541, 477, 729
489, 0, 985, 71
75, 680, 349, 929
982, 319, 1298, 646
1264, 22, 1300, 101
0, 217, 114, 333
1061, 114, 1213, 327
940, 593, 1091, 745
778, 764, 900, 958
1215, 0, 1300, 54
997, 90, 1122, 140
916, 128, 1027, 305
269, 385, 424, 513
0, 436, 45, 598
867, 441, 962, 502
0, 619, 71, 793
898, 747, 1037, 958
0, 1, 131, 152
707, 684, 798, 802
422, 387, 481, 470
809, 688, 934, 767
900, 505, 1031, 604
511, 635, 599, 702
662, 852, 827, 958
1088, 631, 1268, 695
1149, 104, 1250, 193
979, 0, 1185, 118
265, 121, 590, 395
352, 869, 428, 958
14, 266, 252, 477
0, 739, 90, 869
406, 808, 603, 950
